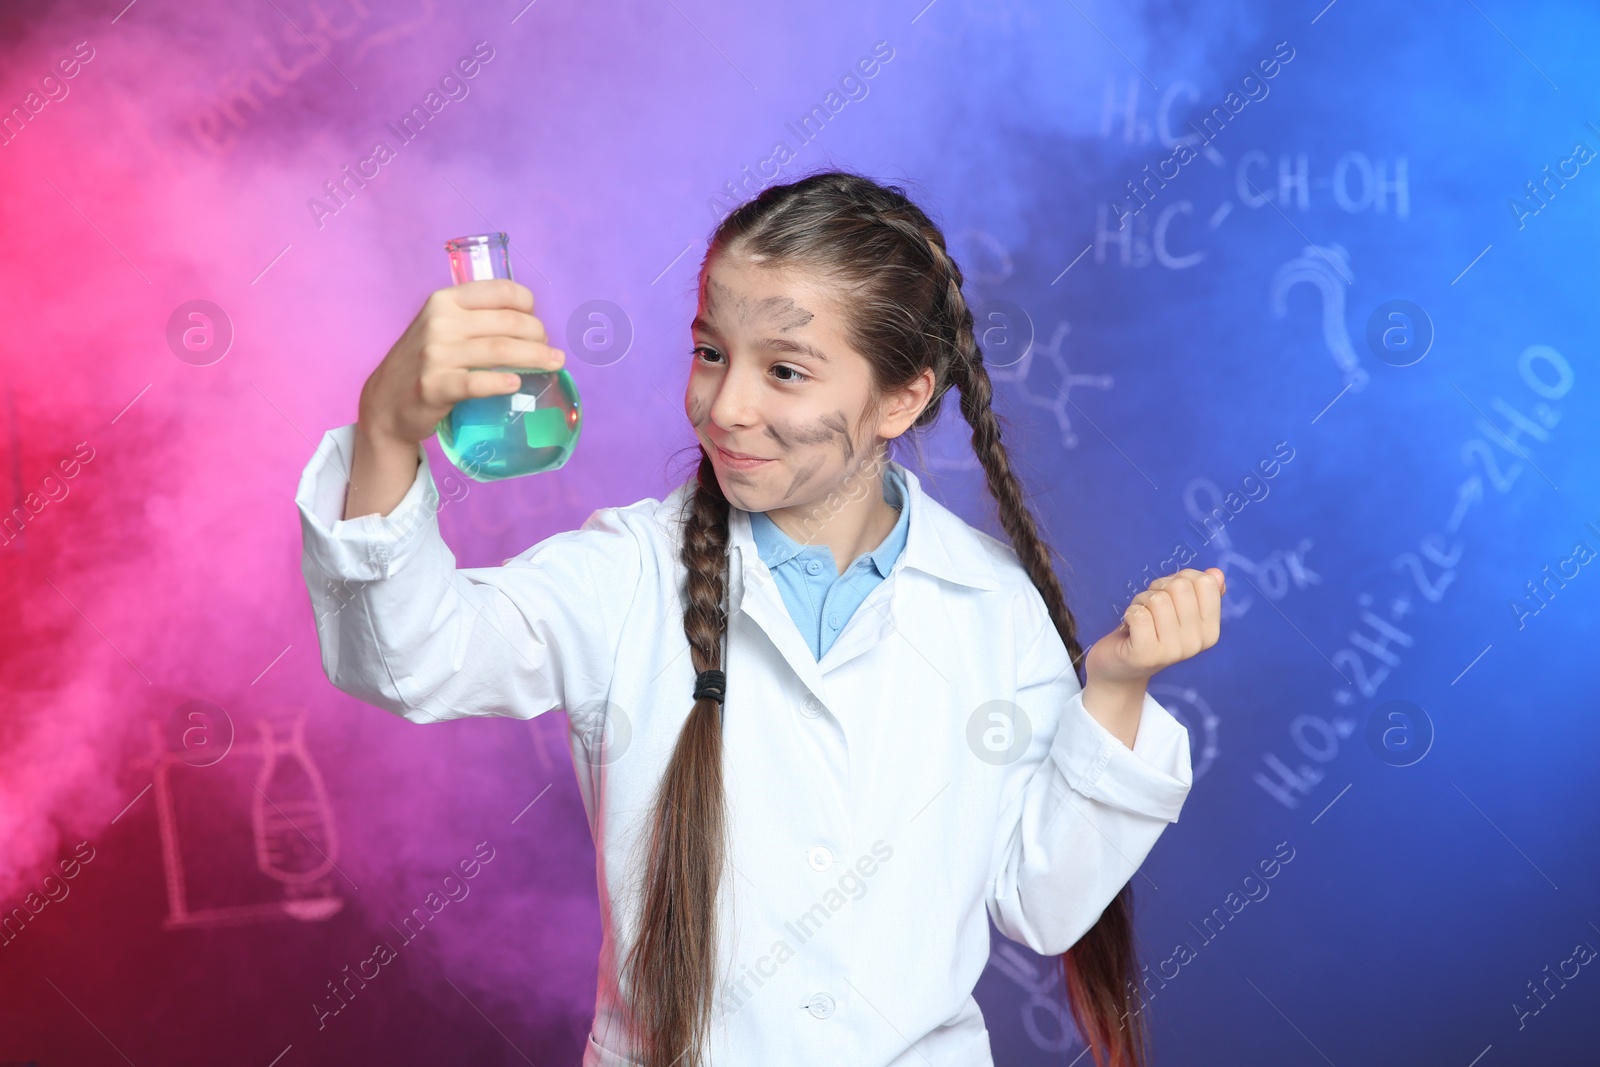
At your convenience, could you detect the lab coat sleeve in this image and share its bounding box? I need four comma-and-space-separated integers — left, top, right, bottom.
295, 423, 643, 725
987, 588, 1194, 956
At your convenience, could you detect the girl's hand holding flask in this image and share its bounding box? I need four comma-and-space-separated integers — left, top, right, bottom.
345, 277, 564, 520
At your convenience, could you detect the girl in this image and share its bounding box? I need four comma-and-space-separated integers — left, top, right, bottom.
296, 170, 1225, 1067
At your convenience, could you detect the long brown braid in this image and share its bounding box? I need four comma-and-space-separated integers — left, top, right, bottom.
909, 215, 1150, 1067
622, 450, 731, 1067
622, 170, 1149, 1067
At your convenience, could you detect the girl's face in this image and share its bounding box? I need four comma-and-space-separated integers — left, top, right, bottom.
684, 251, 928, 515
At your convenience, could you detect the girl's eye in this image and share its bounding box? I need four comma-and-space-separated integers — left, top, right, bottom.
690, 346, 809, 385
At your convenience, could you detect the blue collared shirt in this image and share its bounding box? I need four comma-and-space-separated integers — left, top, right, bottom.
747, 466, 911, 660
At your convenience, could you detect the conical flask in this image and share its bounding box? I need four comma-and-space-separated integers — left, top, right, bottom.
434, 232, 582, 480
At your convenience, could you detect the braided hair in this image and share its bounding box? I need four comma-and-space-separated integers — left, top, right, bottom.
622, 170, 1149, 1067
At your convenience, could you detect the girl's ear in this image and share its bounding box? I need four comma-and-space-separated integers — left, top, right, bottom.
877, 368, 937, 438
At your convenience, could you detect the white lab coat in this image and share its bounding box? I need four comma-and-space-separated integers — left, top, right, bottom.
295, 423, 1193, 1067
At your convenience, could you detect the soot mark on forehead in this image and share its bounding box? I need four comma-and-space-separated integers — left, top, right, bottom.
702, 276, 816, 333
753, 295, 814, 332
702, 276, 731, 321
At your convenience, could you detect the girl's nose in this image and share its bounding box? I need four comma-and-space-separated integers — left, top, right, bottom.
707, 365, 762, 430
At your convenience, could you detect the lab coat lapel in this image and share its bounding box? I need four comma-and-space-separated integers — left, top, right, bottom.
726, 510, 829, 703
811, 462, 1009, 674
720, 461, 1001, 706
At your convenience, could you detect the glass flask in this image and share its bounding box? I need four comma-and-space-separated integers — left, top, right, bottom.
435, 232, 582, 480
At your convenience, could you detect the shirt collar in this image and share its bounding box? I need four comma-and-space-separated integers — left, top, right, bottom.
747, 465, 909, 579
716, 458, 1002, 617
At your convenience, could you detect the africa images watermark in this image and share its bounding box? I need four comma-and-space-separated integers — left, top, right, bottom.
706, 40, 896, 223
1, 440, 96, 547
793, 443, 898, 543
1109, 439, 1297, 617
1507, 119, 1600, 230
1507, 518, 1599, 631
1513, 929, 1597, 1031
1119, 839, 1298, 1028
305, 41, 497, 231
714, 840, 895, 1020
312, 840, 497, 1030
0, 39, 96, 150
0, 840, 99, 949
1108, 40, 1297, 227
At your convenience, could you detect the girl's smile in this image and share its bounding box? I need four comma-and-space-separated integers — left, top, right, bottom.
712, 443, 774, 470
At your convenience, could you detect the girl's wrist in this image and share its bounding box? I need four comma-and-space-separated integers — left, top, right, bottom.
1080, 675, 1148, 749
345, 420, 423, 521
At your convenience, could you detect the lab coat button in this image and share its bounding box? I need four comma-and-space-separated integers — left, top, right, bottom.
804, 992, 835, 1019
800, 694, 824, 718
807, 846, 833, 872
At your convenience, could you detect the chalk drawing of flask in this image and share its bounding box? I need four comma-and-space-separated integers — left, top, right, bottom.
251, 708, 344, 921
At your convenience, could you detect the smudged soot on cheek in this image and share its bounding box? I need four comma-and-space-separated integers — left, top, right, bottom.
686, 394, 709, 427
783, 460, 824, 497
820, 411, 852, 462
772, 411, 857, 462
774, 412, 848, 451
765, 412, 856, 494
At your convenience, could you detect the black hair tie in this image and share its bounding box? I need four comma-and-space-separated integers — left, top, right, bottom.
693, 669, 726, 704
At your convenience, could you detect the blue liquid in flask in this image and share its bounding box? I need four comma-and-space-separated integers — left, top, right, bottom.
435, 233, 582, 481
